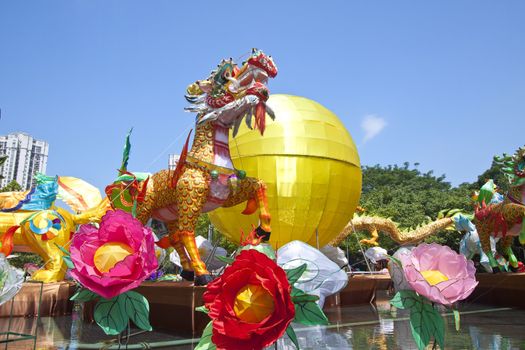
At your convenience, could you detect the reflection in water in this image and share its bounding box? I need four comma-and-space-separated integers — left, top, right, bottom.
469, 326, 504, 350
288, 291, 525, 350
274, 325, 351, 349
2, 290, 525, 349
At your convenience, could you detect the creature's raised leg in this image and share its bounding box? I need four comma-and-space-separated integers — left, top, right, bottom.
501, 204, 525, 246
178, 230, 213, 285
224, 177, 271, 240
174, 168, 213, 285
501, 235, 518, 269
166, 221, 194, 281
360, 226, 379, 246
21, 225, 67, 282
477, 225, 499, 271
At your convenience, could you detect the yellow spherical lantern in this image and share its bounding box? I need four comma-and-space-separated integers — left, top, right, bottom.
209, 94, 362, 249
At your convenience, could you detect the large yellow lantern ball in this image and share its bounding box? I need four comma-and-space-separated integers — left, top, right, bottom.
209, 94, 362, 249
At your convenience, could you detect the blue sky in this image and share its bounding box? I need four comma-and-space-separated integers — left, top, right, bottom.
1, 1, 524, 191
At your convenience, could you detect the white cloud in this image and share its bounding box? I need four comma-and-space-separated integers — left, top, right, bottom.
361, 115, 387, 143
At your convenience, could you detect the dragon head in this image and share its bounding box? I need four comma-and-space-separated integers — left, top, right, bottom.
185, 49, 277, 136
494, 145, 525, 188
227, 49, 277, 92
244, 48, 278, 79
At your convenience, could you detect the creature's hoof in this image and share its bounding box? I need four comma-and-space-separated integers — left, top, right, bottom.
255, 226, 271, 242
180, 270, 195, 281
195, 274, 214, 286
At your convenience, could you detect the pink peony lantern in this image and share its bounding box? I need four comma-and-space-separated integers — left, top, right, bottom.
399, 243, 478, 306
69, 210, 158, 299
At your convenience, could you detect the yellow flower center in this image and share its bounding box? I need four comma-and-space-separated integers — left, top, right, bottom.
421, 270, 449, 285
94, 242, 134, 273
233, 284, 275, 323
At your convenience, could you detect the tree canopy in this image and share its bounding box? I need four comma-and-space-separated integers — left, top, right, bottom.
0, 180, 23, 192
355, 163, 472, 252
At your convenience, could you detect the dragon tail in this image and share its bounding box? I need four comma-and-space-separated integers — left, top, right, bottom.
330, 213, 457, 246
0, 225, 19, 256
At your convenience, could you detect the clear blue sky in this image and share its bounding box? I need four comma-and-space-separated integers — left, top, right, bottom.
1, 1, 524, 191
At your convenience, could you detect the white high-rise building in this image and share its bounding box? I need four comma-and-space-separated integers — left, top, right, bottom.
0, 132, 49, 190
168, 154, 180, 170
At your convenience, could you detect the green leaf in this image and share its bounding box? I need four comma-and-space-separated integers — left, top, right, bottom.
453, 309, 460, 332
120, 128, 133, 173
286, 325, 300, 349
294, 300, 329, 326
195, 321, 216, 350
215, 255, 234, 265
408, 300, 445, 350
390, 290, 420, 310
291, 287, 319, 304
196, 305, 209, 314
285, 263, 307, 285
63, 255, 74, 269
70, 289, 98, 302
54, 243, 70, 257
388, 256, 402, 268
122, 291, 152, 332
94, 295, 128, 335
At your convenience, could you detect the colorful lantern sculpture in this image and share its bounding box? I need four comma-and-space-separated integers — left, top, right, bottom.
107, 49, 278, 285
474, 146, 525, 270
0, 175, 109, 282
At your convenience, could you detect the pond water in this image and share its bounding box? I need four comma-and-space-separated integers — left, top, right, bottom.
1, 291, 525, 349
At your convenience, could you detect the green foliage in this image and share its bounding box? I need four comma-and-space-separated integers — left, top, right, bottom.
195, 214, 239, 254
473, 160, 510, 193
293, 293, 329, 326
215, 255, 234, 265
195, 306, 209, 314
285, 263, 307, 284
340, 160, 525, 266
94, 295, 128, 335
347, 163, 473, 257
390, 290, 445, 350
0, 180, 23, 192
8, 252, 43, 269
195, 321, 216, 350
70, 289, 98, 302
286, 325, 300, 349
122, 291, 152, 332
291, 287, 319, 304
94, 291, 152, 335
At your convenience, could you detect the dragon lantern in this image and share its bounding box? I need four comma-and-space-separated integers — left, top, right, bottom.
107, 49, 277, 285
473, 146, 525, 271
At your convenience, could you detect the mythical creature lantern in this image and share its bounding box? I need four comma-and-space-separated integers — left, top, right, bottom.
474, 146, 525, 271
0, 175, 109, 282
107, 49, 277, 285
330, 208, 461, 247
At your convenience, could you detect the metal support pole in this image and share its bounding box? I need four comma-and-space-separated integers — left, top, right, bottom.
207, 223, 213, 242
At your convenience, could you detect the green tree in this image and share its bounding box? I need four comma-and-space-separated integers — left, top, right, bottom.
472, 159, 510, 193
340, 163, 473, 265
195, 214, 238, 254
0, 180, 23, 192
8, 252, 44, 270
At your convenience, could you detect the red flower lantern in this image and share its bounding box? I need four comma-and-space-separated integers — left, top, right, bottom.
203, 249, 295, 350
